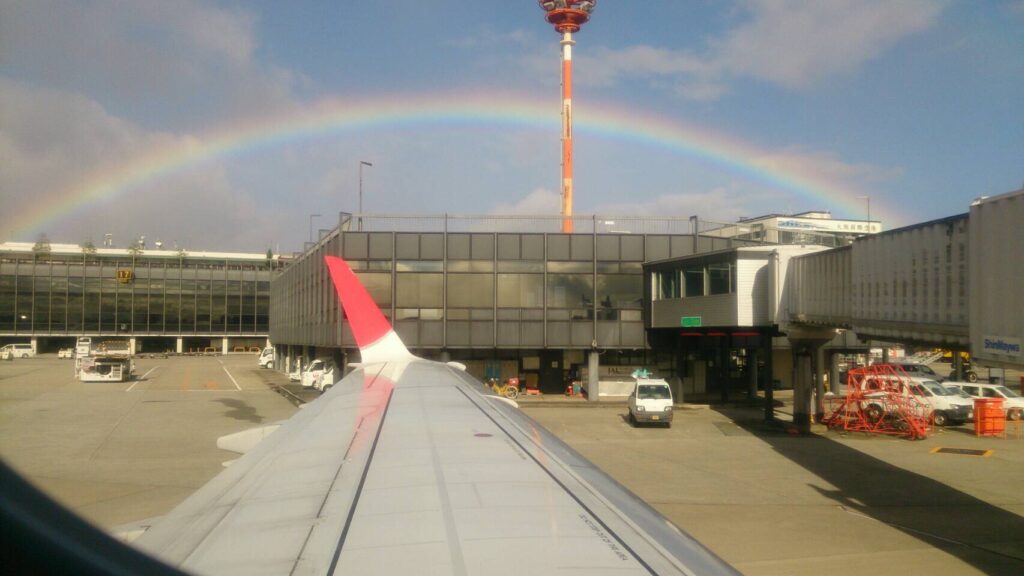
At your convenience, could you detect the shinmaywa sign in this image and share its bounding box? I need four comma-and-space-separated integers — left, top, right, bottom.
982, 336, 1022, 357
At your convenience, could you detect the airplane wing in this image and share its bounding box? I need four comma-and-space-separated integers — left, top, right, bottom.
133, 255, 739, 575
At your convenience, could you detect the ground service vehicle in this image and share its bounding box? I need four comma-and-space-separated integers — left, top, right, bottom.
75, 336, 92, 357
258, 347, 274, 369
1, 343, 35, 358
946, 382, 1024, 420
628, 377, 674, 427
57, 348, 74, 359
300, 358, 336, 391
76, 339, 133, 383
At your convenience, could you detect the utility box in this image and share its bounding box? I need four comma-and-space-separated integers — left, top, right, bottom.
969, 188, 1024, 370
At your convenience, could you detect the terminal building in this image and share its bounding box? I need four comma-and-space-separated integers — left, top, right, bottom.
0, 241, 281, 354
267, 212, 873, 397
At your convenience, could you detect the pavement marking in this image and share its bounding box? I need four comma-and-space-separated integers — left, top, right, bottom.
221, 364, 242, 391
126, 366, 161, 391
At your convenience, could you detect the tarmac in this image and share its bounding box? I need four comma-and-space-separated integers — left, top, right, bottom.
1, 355, 1023, 575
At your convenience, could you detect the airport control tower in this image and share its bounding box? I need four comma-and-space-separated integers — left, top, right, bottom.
538, 1, 596, 233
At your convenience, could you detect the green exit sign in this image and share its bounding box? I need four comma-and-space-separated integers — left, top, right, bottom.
681, 316, 702, 328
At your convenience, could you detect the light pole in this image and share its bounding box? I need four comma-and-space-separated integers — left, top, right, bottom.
358, 160, 373, 231
857, 196, 871, 232
309, 213, 321, 243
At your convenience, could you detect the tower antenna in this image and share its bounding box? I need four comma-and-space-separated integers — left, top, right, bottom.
538, 1, 596, 233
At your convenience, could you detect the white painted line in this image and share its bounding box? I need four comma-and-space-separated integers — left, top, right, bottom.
126, 366, 160, 392
222, 366, 242, 391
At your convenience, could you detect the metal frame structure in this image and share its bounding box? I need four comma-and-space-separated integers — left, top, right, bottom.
824, 364, 932, 439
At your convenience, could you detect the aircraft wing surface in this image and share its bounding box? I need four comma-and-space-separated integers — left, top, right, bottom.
134, 256, 738, 575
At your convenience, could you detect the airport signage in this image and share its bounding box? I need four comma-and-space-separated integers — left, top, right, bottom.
680, 316, 702, 328
982, 336, 1022, 357
116, 269, 135, 284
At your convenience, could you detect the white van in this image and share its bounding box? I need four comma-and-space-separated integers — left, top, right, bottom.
301, 359, 336, 392
258, 347, 274, 369
860, 375, 973, 426
1, 343, 34, 359
628, 378, 674, 427
946, 382, 1024, 421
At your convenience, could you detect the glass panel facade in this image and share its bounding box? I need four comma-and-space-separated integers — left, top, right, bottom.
656, 270, 680, 300
497, 274, 543, 308
447, 274, 494, 308
0, 251, 273, 335
683, 265, 705, 297
547, 274, 593, 308
269, 231, 715, 351
707, 262, 735, 295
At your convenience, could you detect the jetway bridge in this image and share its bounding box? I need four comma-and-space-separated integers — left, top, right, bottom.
785, 188, 1021, 373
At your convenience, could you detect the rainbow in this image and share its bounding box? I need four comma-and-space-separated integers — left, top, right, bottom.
9, 91, 892, 237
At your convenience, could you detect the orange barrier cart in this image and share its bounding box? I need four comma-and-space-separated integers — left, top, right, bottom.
974, 398, 1005, 437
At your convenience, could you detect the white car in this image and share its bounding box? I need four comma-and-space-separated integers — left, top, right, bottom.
57, 348, 75, 359
301, 359, 336, 392
859, 375, 973, 426
627, 378, 674, 427
946, 382, 1024, 420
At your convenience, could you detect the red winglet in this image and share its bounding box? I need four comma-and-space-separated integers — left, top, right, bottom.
324, 256, 393, 349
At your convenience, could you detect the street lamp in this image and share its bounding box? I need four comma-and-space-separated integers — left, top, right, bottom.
359, 161, 373, 231
857, 196, 871, 232
309, 213, 321, 243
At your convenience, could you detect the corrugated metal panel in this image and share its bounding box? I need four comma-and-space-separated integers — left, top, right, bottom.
786, 246, 851, 327
851, 215, 968, 344
736, 254, 768, 325
970, 189, 1024, 368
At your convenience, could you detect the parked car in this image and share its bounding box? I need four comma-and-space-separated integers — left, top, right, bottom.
945, 382, 1024, 420
57, 348, 75, 359
258, 347, 274, 369
627, 378, 674, 427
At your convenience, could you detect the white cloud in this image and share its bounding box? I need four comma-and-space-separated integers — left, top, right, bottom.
750, 146, 903, 186
716, 0, 945, 88
591, 187, 761, 223
0, 79, 288, 250
0, 0, 301, 123
573, 0, 945, 98
491, 188, 561, 215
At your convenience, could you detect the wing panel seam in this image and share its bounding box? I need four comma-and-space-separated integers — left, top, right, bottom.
453, 386, 658, 576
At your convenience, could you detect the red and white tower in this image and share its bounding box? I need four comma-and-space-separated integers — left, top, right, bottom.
538, 1, 596, 233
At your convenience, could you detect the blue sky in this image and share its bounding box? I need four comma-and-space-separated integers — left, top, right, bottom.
1, 0, 1022, 252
